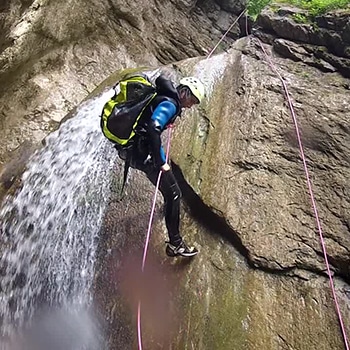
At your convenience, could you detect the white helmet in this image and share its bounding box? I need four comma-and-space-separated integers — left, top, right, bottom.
179, 77, 205, 103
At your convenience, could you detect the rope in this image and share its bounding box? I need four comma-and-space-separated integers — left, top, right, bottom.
135, 7, 348, 349
206, 9, 246, 60
137, 126, 173, 350
255, 37, 349, 350
137, 6, 245, 345
204, 6, 349, 346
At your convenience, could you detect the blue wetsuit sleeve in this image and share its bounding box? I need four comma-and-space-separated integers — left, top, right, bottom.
151, 101, 177, 129
147, 101, 177, 167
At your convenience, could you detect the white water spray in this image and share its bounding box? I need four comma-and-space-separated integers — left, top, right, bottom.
0, 90, 116, 346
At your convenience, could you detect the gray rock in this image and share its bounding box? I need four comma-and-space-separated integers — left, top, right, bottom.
273, 39, 338, 73
216, 11, 240, 38
95, 38, 350, 349
273, 38, 311, 62
215, 0, 246, 14
0, 0, 240, 167
277, 6, 308, 17
256, 8, 350, 76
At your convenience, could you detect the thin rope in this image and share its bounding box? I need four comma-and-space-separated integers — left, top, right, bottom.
245, 10, 249, 38
256, 37, 349, 350
206, 9, 246, 60
137, 126, 173, 350
135, 9, 348, 348
137, 7, 246, 345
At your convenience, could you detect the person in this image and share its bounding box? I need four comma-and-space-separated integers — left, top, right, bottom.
115, 74, 205, 257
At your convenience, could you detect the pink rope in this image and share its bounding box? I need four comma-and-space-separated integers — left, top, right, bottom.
137, 126, 173, 350
256, 38, 349, 350
135, 9, 348, 346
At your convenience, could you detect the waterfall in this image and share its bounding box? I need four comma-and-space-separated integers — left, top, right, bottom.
0, 90, 117, 349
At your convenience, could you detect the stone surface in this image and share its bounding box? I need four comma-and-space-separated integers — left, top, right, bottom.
94, 37, 350, 349
1, 1, 350, 349
215, 0, 246, 13
273, 39, 338, 72
256, 7, 350, 76
0, 0, 241, 169
172, 38, 350, 281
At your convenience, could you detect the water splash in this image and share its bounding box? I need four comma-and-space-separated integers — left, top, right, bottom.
0, 90, 116, 346
16, 307, 105, 350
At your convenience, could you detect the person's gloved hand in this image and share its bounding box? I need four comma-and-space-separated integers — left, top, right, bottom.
161, 163, 171, 172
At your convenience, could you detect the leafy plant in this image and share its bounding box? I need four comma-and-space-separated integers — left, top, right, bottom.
248, 0, 350, 19
292, 13, 309, 23
308, 0, 349, 15
247, 0, 272, 18
278, 0, 350, 16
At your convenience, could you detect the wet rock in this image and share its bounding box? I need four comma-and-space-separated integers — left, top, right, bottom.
0, 0, 241, 168
172, 37, 350, 282
8, 297, 17, 312
215, 0, 246, 14
273, 39, 337, 73
0, 1, 349, 349
256, 7, 350, 77
95, 38, 350, 348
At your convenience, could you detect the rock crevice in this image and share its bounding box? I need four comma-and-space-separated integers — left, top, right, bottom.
173, 162, 350, 284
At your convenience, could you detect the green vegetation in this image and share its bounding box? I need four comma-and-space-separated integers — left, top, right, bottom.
292, 13, 309, 23
247, 0, 350, 17
282, 0, 350, 15
247, 0, 272, 18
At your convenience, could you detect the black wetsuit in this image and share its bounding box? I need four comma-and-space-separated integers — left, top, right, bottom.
121, 75, 183, 246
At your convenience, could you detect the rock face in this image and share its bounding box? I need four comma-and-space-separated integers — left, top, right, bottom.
175, 37, 350, 282
95, 36, 350, 349
1, 1, 350, 349
256, 7, 350, 77
0, 0, 244, 170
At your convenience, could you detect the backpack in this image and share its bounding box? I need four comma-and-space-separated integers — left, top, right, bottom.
100, 73, 181, 197
101, 74, 157, 146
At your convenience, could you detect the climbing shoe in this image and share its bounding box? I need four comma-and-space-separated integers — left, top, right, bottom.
166, 240, 198, 258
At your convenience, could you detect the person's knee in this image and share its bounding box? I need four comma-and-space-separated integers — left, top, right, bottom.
160, 170, 182, 202
169, 183, 182, 202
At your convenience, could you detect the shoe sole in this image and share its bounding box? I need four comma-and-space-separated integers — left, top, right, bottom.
166, 247, 198, 258
179, 252, 198, 257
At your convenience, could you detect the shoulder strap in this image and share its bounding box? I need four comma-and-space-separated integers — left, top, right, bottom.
120, 154, 131, 198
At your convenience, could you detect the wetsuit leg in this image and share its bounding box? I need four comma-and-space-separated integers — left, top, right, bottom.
145, 167, 182, 246
128, 136, 182, 245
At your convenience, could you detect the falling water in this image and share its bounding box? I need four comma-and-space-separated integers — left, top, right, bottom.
0, 90, 117, 348
0, 59, 230, 349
